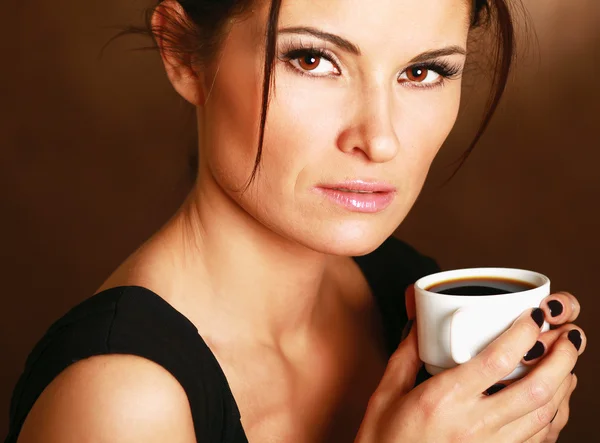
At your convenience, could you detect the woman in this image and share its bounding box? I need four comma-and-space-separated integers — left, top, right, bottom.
6, 0, 586, 442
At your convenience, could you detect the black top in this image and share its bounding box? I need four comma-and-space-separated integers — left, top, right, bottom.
5, 237, 439, 443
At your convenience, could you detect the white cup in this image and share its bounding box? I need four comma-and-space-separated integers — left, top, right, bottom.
414, 268, 550, 380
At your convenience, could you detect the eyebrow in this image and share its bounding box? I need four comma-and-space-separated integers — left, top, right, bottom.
409, 46, 466, 63
277, 26, 466, 62
278, 26, 362, 55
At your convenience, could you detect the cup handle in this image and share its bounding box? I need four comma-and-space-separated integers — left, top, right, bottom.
450, 307, 475, 364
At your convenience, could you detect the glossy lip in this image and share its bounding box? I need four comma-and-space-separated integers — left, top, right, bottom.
314, 180, 397, 213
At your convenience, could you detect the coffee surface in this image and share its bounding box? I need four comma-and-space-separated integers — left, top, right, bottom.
426, 277, 536, 296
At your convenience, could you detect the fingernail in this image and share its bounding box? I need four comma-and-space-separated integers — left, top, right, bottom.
485, 383, 506, 395
531, 308, 544, 328
524, 341, 545, 361
568, 329, 582, 351
400, 319, 414, 341
547, 300, 564, 317
550, 410, 559, 423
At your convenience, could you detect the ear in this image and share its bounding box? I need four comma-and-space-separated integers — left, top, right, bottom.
152, 0, 206, 106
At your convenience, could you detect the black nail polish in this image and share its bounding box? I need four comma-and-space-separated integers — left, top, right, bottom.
547, 300, 564, 317
524, 341, 545, 361
568, 329, 582, 351
485, 383, 506, 396
531, 308, 544, 328
400, 319, 414, 341
550, 410, 559, 423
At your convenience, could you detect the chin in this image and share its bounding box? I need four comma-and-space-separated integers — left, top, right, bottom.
299, 221, 395, 257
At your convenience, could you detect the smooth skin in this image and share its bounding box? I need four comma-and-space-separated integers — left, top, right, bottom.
17, 0, 585, 442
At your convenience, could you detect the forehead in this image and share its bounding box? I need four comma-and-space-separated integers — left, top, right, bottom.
278, 0, 471, 55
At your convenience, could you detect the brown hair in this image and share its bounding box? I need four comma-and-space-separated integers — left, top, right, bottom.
119, 0, 517, 188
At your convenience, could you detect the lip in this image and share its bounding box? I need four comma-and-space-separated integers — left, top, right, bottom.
314, 180, 397, 213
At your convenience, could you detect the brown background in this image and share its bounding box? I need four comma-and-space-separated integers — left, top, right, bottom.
1, 0, 598, 441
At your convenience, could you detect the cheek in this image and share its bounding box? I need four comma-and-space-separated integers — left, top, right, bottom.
399, 85, 462, 171
198, 63, 317, 232
201, 56, 263, 192
428, 87, 462, 144
260, 78, 344, 180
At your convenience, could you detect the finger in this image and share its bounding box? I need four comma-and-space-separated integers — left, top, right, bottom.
487, 329, 580, 425
381, 320, 422, 394
552, 373, 577, 431
497, 373, 573, 442
405, 284, 416, 320
450, 308, 544, 394
522, 340, 547, 365
524, 374, 576, 443
540, 292, 580, 326
522, 325, 586, 365
545, 379, 575, 442
526, 425, 552, 443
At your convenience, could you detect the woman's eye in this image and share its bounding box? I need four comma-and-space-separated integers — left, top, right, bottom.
289, 52, 339, 76
399, 67, 442, 85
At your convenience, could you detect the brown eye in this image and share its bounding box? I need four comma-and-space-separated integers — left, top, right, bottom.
298, 54, 321, 71
286, 49, 339, 76
406, 67, 429, 82
398, 66, 442, 86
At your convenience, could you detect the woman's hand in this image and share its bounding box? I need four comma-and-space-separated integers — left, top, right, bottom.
521, 291, 582, 442
492, 291, 582, 443
354, 289, 585, 443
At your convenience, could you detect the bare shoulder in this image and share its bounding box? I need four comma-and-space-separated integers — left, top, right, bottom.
18, 354, 197, 443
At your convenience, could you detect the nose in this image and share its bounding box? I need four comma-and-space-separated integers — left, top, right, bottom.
336, 86, 400, 163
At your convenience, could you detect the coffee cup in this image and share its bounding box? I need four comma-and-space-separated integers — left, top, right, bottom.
414, 268, 550, 380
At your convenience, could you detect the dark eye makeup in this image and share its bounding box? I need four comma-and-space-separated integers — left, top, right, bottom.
278, 41, 341, 77
277, 40, 464, 87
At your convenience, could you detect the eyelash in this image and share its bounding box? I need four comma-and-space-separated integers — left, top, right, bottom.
278, 42, 340, 78
401, 61, 462, 89
278, 43, 463, 88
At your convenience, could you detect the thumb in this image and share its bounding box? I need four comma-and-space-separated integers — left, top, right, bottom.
381, 320, 422, 394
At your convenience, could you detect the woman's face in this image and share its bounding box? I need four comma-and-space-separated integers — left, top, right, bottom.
196, 0, 471, 255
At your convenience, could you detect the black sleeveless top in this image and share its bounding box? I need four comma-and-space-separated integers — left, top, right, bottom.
5, 237, 439, 443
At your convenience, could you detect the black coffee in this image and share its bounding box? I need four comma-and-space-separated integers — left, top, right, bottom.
426, 277, 536, 296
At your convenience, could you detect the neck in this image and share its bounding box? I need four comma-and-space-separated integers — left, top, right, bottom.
158, 171, 343, 348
